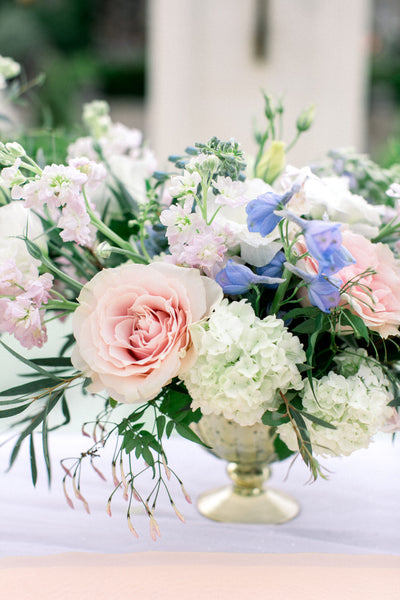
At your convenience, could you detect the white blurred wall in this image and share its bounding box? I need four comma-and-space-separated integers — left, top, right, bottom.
147, 0, 372, 166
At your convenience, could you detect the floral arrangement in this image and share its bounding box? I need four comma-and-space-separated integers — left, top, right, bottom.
0, 57, 400, 538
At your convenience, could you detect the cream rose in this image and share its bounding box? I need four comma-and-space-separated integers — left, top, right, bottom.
71, 262, 223, 403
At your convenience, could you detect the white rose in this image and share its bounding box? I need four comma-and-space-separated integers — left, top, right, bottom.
287, 174, 383, 238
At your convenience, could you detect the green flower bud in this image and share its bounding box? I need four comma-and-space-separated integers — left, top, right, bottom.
95, 241, 112, 259
255, 140, 286, 184
296, 105, 315, 132
263, 93, 275, 120
83, 100, 111, 139
5, 142, 26, 158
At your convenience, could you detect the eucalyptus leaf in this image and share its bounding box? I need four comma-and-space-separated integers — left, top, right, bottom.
299, 410, 336, 430
0, 402, 33, 418
261, 411, 289, 426
0, 341, 62, 381
0, 378, 60, 397
29, 434, 37, 487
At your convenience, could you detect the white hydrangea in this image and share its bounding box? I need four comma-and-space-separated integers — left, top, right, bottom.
0, 56, 20, 89
181, 300, 306, 426
278, 360, 393, 457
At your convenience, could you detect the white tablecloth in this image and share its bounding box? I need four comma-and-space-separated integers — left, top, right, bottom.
0, 431, 399, 557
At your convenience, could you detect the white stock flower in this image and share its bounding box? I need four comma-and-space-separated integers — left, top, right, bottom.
278, 361, 393, 457
0, 202, 46, 275
181, 300, 306, 426
386, 183, 400, 200
213, 176, 247, 207
168, 170, 201, 198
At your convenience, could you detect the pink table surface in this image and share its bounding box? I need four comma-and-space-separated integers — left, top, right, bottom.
1, 552, 399, 600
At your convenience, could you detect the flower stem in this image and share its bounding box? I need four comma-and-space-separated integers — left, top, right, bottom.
270, 266, 292, 315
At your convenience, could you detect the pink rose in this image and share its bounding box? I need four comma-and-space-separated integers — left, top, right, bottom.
338, 231, 400, 338
71, 262, 223, 403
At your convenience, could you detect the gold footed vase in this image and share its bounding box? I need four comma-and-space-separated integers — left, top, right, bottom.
194, 413, 300, 524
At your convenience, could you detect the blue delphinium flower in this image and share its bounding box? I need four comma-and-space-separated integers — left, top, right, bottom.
256, 251, 286, 288
307, 275, 341, 312
215, 259, 284, 295
302, 220, 355, 276
286, 213, 355, 275
246, 187, 298, 237
285, 263, 341, 313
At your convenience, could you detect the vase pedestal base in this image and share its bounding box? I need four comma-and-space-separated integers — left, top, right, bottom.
197, 484, 300, 524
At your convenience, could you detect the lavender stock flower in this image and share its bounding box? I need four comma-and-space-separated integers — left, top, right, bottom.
215, 259, 284, 295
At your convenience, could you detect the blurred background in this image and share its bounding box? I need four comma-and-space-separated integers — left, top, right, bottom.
0, 0, 400, 166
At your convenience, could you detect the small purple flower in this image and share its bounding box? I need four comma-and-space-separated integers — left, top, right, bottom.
215, 259, 284, 295
246, 188, 296, 237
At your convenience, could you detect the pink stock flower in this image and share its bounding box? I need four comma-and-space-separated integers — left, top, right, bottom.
71, 262, 223, 403
160, 205, 228, 275
13, 164, 87, 213
68, 157, 107, 188
12, 162, 99, 247
381, 408, 400, 433
58, 197, 94, 246
0, 269, 53, 349
0, 259, 23, 294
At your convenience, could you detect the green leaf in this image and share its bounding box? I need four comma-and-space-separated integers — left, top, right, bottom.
305, 313, 325, 366
59, 334, 75, 357
29, 434, 37, 487
341, 309, 369, 342
8, 389, 63, 471
0, 378, 59, 397
261, 410, 289, 427
165, 420, 174, 438
49, 394, 71, 432
0, 341, 62, 381
42, 391, 61, 486
175, 423, 210, 447
159, 389, 191, 416
282, 306, 320, 322
292, 319, 319, 334
30, 357, 73, 368
123, 436, 138, 454
299, 409, 336, 430
128, 408, 147, 423
0, 402, 32, 418
156, 415, 166, 439
141, 446, 154, 467
274, 435, 294, 461
109, 398, 118, 409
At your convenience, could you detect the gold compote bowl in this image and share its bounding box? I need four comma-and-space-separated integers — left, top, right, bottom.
194, 413, 300, 524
